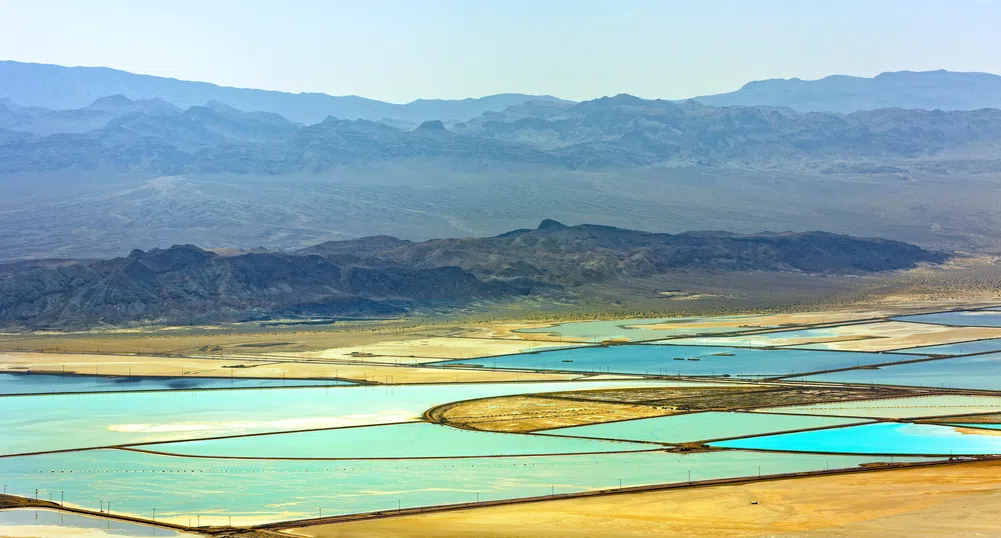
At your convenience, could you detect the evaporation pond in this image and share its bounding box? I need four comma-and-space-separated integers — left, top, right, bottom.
0, 379, 687, 455
447, 345, 902, 377
0, 508, 197, 537
541, 412, 867, 443
714, 422, 1001, 455
145, 422, 651, 458
794, 354, 1001, 390
515, 315, 778, 342
887, 338, 1001, 356
758, 395, 1001, 419
0, 448, 929, 526
0, 372, 351, 395
893, 311, 1001, 327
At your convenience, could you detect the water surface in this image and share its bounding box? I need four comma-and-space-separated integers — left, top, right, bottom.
892, 311, 1001, 327
542, 412, 867, 443
447, 345, 905, 377
0, 379, 687, 455
0, 508, 194, 537
794, 354, 1001, 390
757, 395, 1001, 419
145, 422, 652, 458
0, 448, 930, 526
714, 422, 1001, 455
0, 372, 351, 395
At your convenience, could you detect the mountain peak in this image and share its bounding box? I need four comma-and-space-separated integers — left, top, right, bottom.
537, 219, 568, 231
88, 94, 134, 108
416, 120, 447, 131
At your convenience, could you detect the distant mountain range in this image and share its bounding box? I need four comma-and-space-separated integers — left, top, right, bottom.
3, 92, 1001, 175
692, 70, 1001, 113
0, 221, 941, 328
0, 61, 568, 124
5, 61, 1001, 124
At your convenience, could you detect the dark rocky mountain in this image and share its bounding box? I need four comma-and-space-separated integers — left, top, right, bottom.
691, 70, 1001, 113
0, 221, 942, 328
0, 61, 568, 124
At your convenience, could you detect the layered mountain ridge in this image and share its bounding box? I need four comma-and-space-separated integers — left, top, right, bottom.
0, 221, 943, 328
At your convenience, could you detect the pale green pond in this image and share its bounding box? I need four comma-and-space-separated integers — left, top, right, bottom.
541, 412, 869, 443
0, 508, 195, 537
757, 395, 1001, 419
145, 422, 652, 458
0, 380, 694, 456
0, 448, 931, 526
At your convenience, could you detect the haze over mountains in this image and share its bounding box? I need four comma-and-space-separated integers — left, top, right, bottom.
3, 61, 1001, 261
0, 221, 941, 328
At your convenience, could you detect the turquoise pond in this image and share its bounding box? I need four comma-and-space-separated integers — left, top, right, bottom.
758, 395, 1001, 419
0, 372, 352, 395
886, 338, 1001, 356
0, 448, 930, 526
541, 412, 868, 444
892, 311, 1001, 327
0, 380, 691, 456
445, 345, 907, 377
0, 508, 193, 537
794, 354, 1001, 390
515, 316, 778, 342
144, 422, 651, 458
713, 422, 1001, 455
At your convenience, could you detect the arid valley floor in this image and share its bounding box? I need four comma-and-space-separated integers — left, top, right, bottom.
5, 272, 1001, 537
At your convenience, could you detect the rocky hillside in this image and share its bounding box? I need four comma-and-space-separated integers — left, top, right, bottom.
0, 222, 943, 328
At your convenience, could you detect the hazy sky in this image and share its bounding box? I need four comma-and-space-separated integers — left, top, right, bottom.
2, 0, 999, 103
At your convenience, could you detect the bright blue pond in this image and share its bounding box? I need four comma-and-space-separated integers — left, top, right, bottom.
892, 311, 1001, 327
145, 422, 651, 458
886, 338, 1001, 356
541, 412, 867, 443
794, 354, 1001, 390
713, 422, 1001, 455
0, 448, 931, 526
0, 372, 352, 395
445, 345, 908, 377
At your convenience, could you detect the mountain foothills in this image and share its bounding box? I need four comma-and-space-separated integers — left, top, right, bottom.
0, 221, 942, 328
4, 91, 1001, 175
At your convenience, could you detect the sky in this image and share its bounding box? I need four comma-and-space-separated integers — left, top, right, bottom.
1, 0, 1000, 103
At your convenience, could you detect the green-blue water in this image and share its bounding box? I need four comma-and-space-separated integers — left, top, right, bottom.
0, 448, 931, 526
0, 372, 351, 395
713, 422, 1001, 455
0, 508, 193, 537
446, 345, 907, 377
758, 395, 1001, 419
541, 412, 868, 443
892, 311, 1001, 327
0, 379, 689, 456
794, 354, 1001, 390
145, 422, 652, 458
